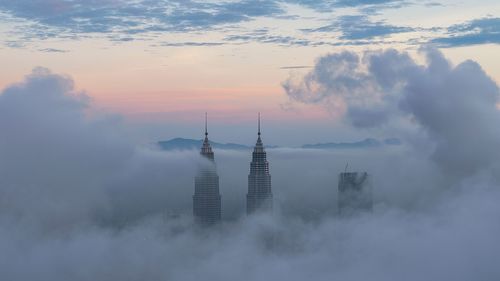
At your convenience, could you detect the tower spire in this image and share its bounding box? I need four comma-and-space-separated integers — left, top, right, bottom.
201, 112, 213, 159
205, 112, 208, 137
258, 112, 261, 136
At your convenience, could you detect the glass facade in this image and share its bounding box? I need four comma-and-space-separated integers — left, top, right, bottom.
193, 128, 222, 225
246, 121, 273, 215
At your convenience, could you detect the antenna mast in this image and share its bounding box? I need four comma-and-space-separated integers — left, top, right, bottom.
258, 112, 261, 136
205, 112, 208, 136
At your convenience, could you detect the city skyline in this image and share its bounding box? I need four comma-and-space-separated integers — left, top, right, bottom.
192, 113, 376, 222
0, 1, 499, 280
194, 113, 275, 223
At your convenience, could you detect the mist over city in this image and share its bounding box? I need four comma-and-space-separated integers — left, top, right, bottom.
1, 1, 500, 280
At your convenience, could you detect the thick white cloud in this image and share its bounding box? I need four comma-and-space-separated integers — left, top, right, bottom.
0, 67, 200, 231
1, 65, 500, 280
283, 47, 500, 178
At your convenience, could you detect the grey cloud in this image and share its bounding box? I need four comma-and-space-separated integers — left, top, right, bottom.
280, 65, 312, 69
224, 31, 312, 46
282, 50, 383, 113
4, 40, 25, 48
159, 42, 225, 47
398, 48, 500, 177
283, 47, 500, 178
2, 65, 500, 280
0, 67, 200, 230
224, 32, 396, 47
0, 0, 284, 41
432, 17, 500, 47
37, 48, 68, 53
0, 0, 426, 47
285, 0, 408, 11
424, 2, 444, 7
303, 15, 414, 40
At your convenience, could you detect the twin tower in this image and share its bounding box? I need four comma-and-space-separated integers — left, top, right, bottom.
193, 113, 272, 225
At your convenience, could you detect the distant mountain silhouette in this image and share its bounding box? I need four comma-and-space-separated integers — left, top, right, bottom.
158, 138, 250, 151
158, 137, 401, 151
301, 138, 401, 149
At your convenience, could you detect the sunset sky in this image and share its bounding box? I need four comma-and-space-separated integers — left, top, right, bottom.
0, 0, 499, 145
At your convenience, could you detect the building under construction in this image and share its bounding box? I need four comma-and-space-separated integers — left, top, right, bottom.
338, 171, 372, 215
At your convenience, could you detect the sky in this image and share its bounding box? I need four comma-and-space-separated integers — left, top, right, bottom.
0, 0, 499, 145
1, 1, 500, 280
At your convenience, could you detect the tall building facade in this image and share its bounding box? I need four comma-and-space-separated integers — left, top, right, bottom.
193, 114, 222, 225
247, 114, 273, 215
338, 171, 372, 215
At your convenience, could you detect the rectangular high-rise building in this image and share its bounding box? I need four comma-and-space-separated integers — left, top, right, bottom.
193, 167, 221, 225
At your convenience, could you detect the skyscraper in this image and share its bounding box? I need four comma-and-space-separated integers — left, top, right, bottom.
193, 113, 222, 225
247, 113, 273, 215
338, 171, 372, 215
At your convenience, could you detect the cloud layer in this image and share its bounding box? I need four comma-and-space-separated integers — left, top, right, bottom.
1, 62, 500, 280
283, 47, 500, 178
1, 1, 498, 48
432, 17, 500, 47
0, 67, 201, 230
303, 15, 413, 40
